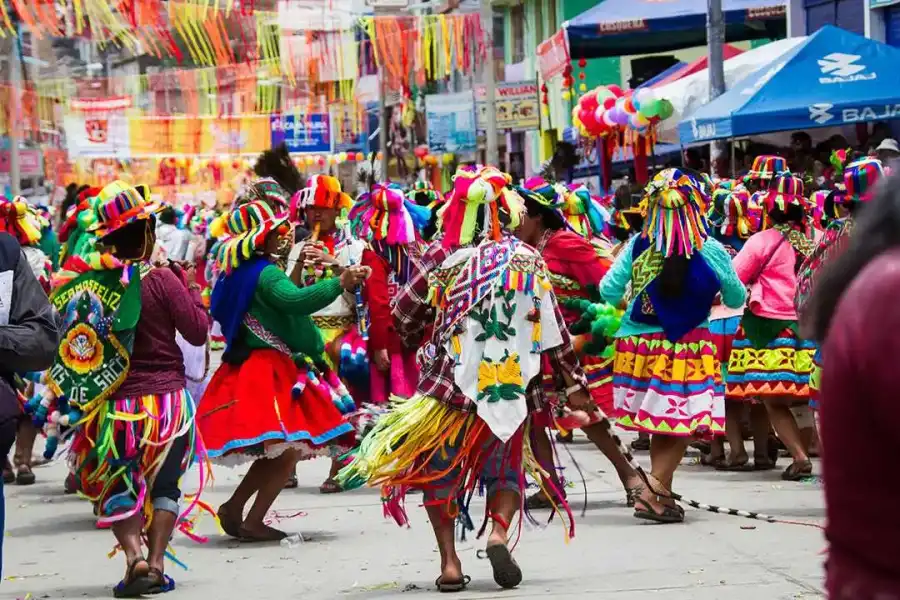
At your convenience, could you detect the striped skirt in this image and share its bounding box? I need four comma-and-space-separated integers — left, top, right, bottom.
726, 319, 816, 401
612, 329, 724, 440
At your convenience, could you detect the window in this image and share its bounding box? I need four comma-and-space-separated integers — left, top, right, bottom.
510, 5, 525, 63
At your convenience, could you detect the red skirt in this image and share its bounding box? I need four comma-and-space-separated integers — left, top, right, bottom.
199, 349, 355, 465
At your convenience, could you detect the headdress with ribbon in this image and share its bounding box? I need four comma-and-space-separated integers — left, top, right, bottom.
234, 177, 290, 215
0, 197, 48, 246
410, 179, 444, 209
763, 173, 806, 213
215, 200, 290, 274
299, 175, 353, 212
710, 182, 752, 239
840, 157, 883, 204
641, 168, 711, 257
90, 181, 161, 238
745, 155, 788, 182
561, 183, 608, 239
438, 165, 520, 248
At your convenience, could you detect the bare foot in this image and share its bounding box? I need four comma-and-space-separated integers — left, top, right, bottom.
238, 522, 287, 542
438, 556, 463, 586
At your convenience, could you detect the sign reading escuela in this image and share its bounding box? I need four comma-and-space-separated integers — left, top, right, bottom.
475, 81, 540, 132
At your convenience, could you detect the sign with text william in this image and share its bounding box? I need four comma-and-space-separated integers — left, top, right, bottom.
476, 81, 540, 132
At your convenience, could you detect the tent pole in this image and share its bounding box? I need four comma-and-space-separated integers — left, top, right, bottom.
707, 0, 726, 178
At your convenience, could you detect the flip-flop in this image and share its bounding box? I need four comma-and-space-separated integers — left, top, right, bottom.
633, 497, 685, 524
781, 460, 813, 482
435, 574, 471, 593
147, 568, 176, 594
217, 504, 242, 538
319, 479, 343, 494
284, 474, 298, 489
483, 544, 523, 589
113, 559, 153, 598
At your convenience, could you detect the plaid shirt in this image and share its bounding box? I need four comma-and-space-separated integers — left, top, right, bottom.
393, 240, 587, 413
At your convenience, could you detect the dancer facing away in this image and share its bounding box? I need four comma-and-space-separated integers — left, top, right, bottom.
0, 199, 52, 486
200, 200, 369, 542
0, 229, 58, 580
600, 168, 746, 523
340, 165, 594, 592
802, 172, 900, 599
54, 181, 210, 596
726, 174, 818, 481
513, 182, 658, 512
289, 175, 367, 494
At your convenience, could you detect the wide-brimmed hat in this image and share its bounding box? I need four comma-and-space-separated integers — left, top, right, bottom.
90, 181, 160, 237
216, 200, 289, 273
763, 174, 805, 213
840, 158, 884, 204
746, 155, 788, 182
876, 138, 900, 154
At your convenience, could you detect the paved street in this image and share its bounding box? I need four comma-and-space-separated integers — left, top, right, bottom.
4, 430, 825, 600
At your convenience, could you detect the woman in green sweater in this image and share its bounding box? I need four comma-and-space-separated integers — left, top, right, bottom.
199, 200, 369, 541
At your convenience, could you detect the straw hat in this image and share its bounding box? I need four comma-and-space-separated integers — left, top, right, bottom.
216, 200, 290, 273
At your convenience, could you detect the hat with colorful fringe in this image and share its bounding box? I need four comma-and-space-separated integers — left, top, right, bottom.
523, 176, 565, 210
348, 183, 430, 245
746, 155, 788, 181
437, 165, 520, 247
763, 174, 805, 213
300, 175, 353, 211
410, 179, 444, 209
710, 184, 752, 239
216, 200, 290, 273
808, 190, 833, 224
90, 181, 160, 237
561, 183, 608, 239
840, 158, 884, 204
0, 197, 48, 246
234, 177, 289, 214
641, 168, 710, 257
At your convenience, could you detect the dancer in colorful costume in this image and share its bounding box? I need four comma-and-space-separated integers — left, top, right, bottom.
726, 174, 818, 481
600, 168, 746, 523
513, 181, 652, 511
339, 165, 594, 592
744, 155, 788, 231
200, 200, 369, 541
288, 175, 367, 493
797, 158, 884, 410
51, 181, 211, 597
347, 183, 429, 404
0, 198, 52, 486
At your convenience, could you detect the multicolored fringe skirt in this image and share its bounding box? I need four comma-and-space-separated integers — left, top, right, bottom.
70, 389, 209, 530
199, 349, 355, 465
726, 315, 817, 401
336, 395, 575, 538
612, 329, 725, 440
809, 349, 823, 410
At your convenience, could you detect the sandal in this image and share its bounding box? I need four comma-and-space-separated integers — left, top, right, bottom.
781, 460, 813, 482
700, 454, 726, 468
217, 504, 242, 538
633, 497, 684, 524
483, 544, 523, 589
319, 478, 343, 494
435, 574, 471, 593
284, 474, 298, 489
715, 459, 753, 472
147, 568, 176, 594
113, 558, 153, 598
525, 490, 565, 510
753, 455, 777, 471
16, 465, 36, 485
625, 483, 645, 508
630, 436, 650, 452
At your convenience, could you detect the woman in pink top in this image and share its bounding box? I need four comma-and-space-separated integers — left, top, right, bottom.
727, 174, 818, 481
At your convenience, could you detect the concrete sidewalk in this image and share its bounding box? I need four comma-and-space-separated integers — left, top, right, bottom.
3, 435, 825, 599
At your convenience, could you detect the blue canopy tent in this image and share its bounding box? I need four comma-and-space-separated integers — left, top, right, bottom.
678, 26, 900, 144
563, 0, 786, 58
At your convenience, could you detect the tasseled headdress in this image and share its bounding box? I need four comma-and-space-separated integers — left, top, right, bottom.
438, 165, 520, 248
0, 197, 47, 246
711, 182, 752, 239
561, 183, 608, 239
641, 168, 711, 257
299, 175, 353, 212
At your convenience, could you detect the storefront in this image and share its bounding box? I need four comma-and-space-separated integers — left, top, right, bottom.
804, 0, 866, 34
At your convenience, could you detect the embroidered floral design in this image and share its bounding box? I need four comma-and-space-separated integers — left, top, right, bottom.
59, 323, 104, 375
477, 351, 526, 403
471, 289, 517, 342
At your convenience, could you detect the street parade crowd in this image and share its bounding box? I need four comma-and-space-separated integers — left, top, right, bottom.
0, 139, 898, 598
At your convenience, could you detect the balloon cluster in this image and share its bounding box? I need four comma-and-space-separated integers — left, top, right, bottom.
572, 85, 675, 139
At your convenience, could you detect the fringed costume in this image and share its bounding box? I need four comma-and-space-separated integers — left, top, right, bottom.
339, 166, 587, 542
600, 169, 746, 439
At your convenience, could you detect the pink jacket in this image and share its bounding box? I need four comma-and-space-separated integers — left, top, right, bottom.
733, 228, 813, 321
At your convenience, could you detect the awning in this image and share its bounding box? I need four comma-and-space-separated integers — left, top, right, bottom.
678, 25, 900, 144
564, 0, 786, 58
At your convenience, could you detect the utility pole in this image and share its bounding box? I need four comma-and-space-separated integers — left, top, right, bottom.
480, 0, 498, 166
706, 0, 726, 178
9, 25, 23, 196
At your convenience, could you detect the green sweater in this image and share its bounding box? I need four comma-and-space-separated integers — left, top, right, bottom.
244, 265, 344, 357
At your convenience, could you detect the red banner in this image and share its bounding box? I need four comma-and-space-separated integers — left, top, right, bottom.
537, 30, 570, 81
